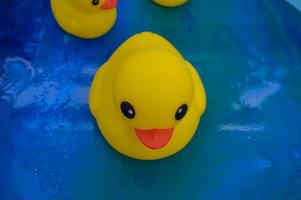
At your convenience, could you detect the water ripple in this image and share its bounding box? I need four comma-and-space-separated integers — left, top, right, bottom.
218, 123, 265, 132
240, 82, 281, 108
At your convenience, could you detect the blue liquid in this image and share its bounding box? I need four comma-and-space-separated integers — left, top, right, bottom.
1, 0, 301, 199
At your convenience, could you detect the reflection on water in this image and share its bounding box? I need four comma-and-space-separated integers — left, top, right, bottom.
1, 0, 301, 199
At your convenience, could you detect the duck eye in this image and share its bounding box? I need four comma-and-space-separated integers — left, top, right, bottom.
92, 0, 99, 6
120, 101, 135, 119
175, 104, 188, 120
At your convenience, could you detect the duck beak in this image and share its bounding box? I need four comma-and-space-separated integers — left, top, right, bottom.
135, 128, 174, 149
100, 0, 117, 9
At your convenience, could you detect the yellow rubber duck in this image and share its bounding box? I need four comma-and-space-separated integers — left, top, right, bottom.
89, 32, 206, 160
51, 0, 117, 39
152, 0, 188, 7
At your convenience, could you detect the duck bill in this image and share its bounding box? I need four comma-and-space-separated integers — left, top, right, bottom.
135, 128, 174, 149
100, 0, 117, 9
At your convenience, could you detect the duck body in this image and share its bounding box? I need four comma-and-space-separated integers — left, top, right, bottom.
90, 32, 206, 160
51, 0, 117, 39
152, 0, 188, 7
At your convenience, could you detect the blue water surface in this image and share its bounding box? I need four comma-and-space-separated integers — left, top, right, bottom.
1, 0, 301, 199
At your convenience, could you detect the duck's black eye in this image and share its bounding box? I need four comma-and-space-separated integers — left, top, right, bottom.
92, 0, 99, 6
175, 104, 188, 120
120, 101, 135, 119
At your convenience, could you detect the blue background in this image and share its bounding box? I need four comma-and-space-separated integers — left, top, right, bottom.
1, 0, 301, 199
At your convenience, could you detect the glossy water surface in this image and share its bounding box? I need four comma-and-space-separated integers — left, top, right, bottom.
1, 0, 301, 199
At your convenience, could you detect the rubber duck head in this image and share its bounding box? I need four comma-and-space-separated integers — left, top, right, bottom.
112, 49, 193, 149
74, 0, 117, 12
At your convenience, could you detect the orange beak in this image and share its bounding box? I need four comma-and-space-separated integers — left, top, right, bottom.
135, 128, 174, 149
100, 0, 117, 9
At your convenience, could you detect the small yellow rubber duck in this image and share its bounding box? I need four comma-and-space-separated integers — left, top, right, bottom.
51, 0, 117, 39
90, 32, 206, 160
152, 0, 188, 7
